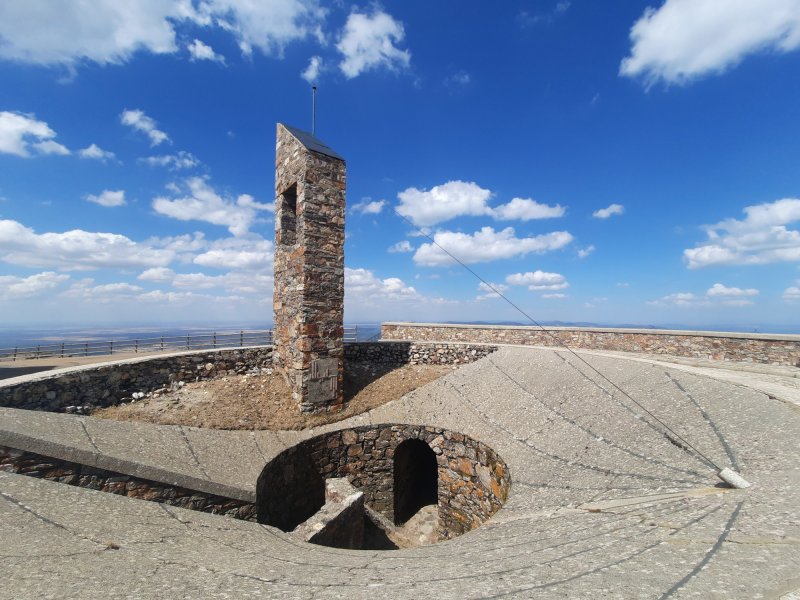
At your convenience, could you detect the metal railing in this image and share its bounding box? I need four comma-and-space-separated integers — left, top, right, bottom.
0, 330, 272, 362
0, 324, 381, 362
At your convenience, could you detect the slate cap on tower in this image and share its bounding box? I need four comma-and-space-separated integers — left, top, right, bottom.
281, 124, 344, 161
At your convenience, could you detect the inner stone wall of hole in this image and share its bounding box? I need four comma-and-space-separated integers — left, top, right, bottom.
0, 342, 497, 412
257, 424, 511, 540
0, 446, 256, 520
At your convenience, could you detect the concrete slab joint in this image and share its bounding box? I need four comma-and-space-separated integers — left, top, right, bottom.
273, 123, 346, 413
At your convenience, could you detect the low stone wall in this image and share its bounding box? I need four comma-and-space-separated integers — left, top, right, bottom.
345, 341, 497, 365
382, 322, 800, 367
257, 424, 510, 541
292, 478, 366, 550
0, 347, 274, 412
0, 446, 256, 520
0, 342, 497, 413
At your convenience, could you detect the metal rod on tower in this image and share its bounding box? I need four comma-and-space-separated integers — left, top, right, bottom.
312, 85, 317, 135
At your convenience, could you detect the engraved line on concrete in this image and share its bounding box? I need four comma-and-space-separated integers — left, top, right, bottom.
77, 418, 101, 453
485, 356, 707, 479
657, 499, 745, 599
448, 380, 705, 486
665, 371, 740, 472
177, 425, 210, 480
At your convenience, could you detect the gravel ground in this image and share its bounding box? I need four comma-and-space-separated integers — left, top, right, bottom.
92, 362, 452, 430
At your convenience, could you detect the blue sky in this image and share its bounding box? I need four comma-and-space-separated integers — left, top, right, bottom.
1, 0, 800, 331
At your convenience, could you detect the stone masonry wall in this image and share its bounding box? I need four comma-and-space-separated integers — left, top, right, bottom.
0, 446, 256, 520
273, 124, 346, 413
382, 322, 800, 367
345, 341, 497, 365
0, 347, 272, 412
256, 425, 510, 541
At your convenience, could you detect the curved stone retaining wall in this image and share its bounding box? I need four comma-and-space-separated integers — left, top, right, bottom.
0, 347, 274, 412
257, 424, 510, 541
0, 342, 497, 413
382, 322, 800, 367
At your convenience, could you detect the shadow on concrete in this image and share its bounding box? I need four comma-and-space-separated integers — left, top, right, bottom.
0, 365, 55, 380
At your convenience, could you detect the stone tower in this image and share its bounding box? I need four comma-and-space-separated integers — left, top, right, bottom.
273, 123, 346, 412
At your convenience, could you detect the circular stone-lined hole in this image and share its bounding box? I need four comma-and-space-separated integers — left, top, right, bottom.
256, 424, 510, 550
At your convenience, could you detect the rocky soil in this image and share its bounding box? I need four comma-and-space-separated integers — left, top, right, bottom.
92, 362, 452, 430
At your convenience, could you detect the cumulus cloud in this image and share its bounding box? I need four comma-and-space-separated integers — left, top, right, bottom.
85, 189, 126, 208
491, 197, 565, 221
152, 177, 271, 236
542, 293, 567, 299
138, 267, 175, 282
388, 240, 413, 253
345, 267, 418, 300
351, 199, 386, 215
684, 198, 800, 268
621, 0, 800, 86
187, 39, 224, 63
78, 143, 116, 162
592, 203, 625, 219
397, 181, 566, 227
578, 245, 595, 259
120, 109, 170, 146
301, 55, 323, 83
0, 272, 70, 299
650, 283, 760, 307
476, 281, 509, 301
193, 235, 274, 271
784, 285, 800, 302
444, 70, 471, 88
397, 181, 493, 227
506, 270, 569, 291
413, 227, 573, 267
141, 151, 200, 170
0, 0, 325, 67
0, 111, 69, 157
706, 283, 759, 298
337, 9, 411, 78
0, 219, 174, 270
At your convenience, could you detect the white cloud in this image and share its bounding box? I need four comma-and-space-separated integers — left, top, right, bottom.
138, 267, 175, 282
0, 272, 70, 299
706, 283, 759, 297
301, 55, 323, 83
345, 267, 418, 300
195, 0, 326, 57
78, 143, 116, 162
491, 197, 565, 221
616, 282, 630, 288
0, 219, 174, 270
476, 281, 509, 301
621, 0, 800, 86
397, 181, 493, 227
0, 111, 69, 157
0, 0, 324, 67
414, 227, 573, 267
647, 292, 708, 308
337, 9, 411, 78
142, 151, 200, 170
388, 240, 413, 253
684, 198, 800, 268
188, 39, 225, 63
783, 285, 800, 302
506, 270, 569, 291
152, 177, 270, 236
172, 271, 273, 294
351, 199, 386, 215
193, 235, 274, 271
444, 70, 471, 87
85, 189, 126, 208
578, 245, 595, 259
593, 203, 625, 219
542, 293, 567, 299
120, 109, 170, 146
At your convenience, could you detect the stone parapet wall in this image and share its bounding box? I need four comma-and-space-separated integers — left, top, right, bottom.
345, 341, 497, 365
0, 446, 256, 520
257, 424, 510, 541
0, 347, 273, 412
382, 322, 800, 367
